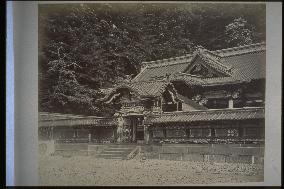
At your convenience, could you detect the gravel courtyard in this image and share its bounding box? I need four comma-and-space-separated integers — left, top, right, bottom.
39, 154, 264, 186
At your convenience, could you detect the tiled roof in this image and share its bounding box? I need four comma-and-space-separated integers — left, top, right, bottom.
127, 80, 172, 97
209, 42, 265, 81
133, 54, 194, 82
140, 54, 193, 69
39, 112, 86, 121
145, 107, 264, 124
219, 51, 266, 81
133, 62, 190, 82
39, 112, 117, 127
99, 80, 175, 101
171, 74, 243, 87
133, 42, 265, 85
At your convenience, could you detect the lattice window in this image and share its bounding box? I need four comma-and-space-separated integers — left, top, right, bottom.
227, 129, 239, 137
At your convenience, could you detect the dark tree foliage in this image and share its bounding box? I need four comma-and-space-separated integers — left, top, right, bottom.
39, 3, 265, 116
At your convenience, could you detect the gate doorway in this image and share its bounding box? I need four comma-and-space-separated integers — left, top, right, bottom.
136, 130, 144, 141
129, 116, 144, 143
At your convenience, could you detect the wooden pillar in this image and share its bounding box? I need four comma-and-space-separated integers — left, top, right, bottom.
132, 122, 137, 142
176, 102, 179, 111
88, 132, 92, 143
112, 128, 116, 142
50, 126, 54, 140
144, 125, 150, 144
117, 116, 124, 143
48, 127, 51, 140
117, 127, 122, 143
211, 128, 215, 138
208, 128, 212, 137
243, 127, 246, 138
73, 128, 76, 138
163, 128, 167, 138
229, 99, 234, 109
160, 97, 163, 114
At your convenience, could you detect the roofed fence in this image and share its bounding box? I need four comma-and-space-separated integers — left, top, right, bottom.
39, 112, 117, 127
145, 107, 264, 124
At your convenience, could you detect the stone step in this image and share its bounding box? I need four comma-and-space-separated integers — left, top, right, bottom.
104, 148, 133, 151
107, 147, 134, 150
107, 145, 137, 148
97, 155, 124, 159
97, 156, 124, 159
100, 150, 131, 154
101, 151, 125, 154
97, 145, 137, 160
98, 154, 124, 157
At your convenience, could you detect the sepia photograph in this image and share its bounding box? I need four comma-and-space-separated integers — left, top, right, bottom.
37, 2, 267, 186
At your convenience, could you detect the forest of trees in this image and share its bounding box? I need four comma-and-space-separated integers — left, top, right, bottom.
39, 3, 265, 116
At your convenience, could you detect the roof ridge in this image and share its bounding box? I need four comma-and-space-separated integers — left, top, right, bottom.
213, 42, 265, 52
130, 79, 169, 84
141, 42, 264, 67
203, 76, 232, 80
212, 42, 266, 57
146, 61, 189, 69
141, 54, 193, 68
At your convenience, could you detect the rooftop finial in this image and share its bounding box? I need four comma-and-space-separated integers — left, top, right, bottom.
195, 45, 206, 54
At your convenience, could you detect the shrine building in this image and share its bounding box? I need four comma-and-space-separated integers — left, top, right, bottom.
39, 42, 265, 145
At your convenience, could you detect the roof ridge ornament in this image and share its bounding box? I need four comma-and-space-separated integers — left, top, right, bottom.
195, 45, 206, 54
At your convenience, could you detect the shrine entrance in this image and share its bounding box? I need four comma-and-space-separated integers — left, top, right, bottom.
122, 115, 144, 143
128, 116, 144, 143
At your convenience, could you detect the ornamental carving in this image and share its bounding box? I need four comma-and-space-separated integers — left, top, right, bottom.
232, 89, 242, 99
192, 94, 208, 105
199, 98, 208, 105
